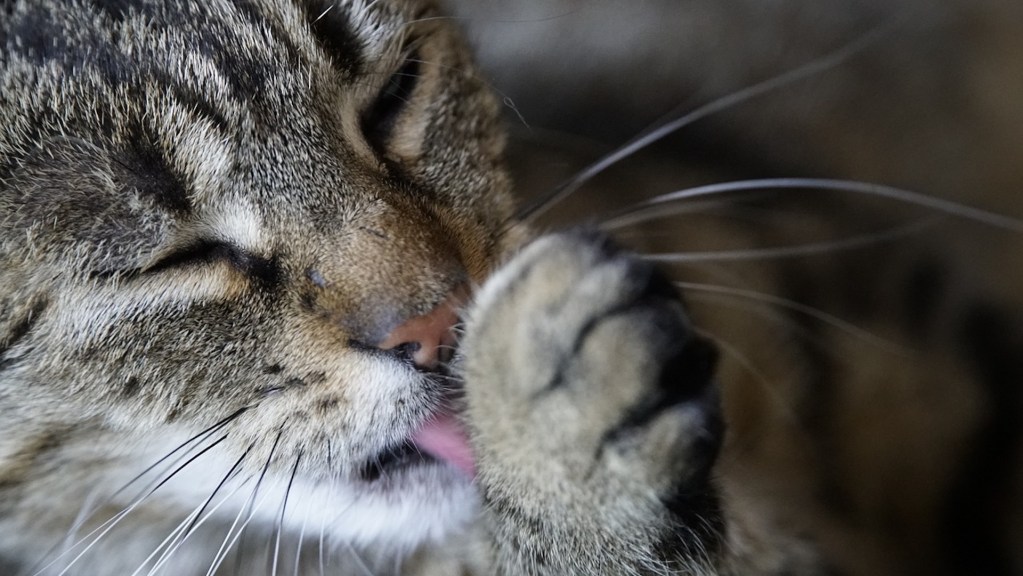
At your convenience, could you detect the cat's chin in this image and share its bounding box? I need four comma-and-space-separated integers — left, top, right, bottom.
342, 460, 480, 549
130, 434, 479, 557
256, 464, 478, 552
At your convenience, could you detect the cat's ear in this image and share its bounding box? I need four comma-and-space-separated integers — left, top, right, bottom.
1, 135, 174, 278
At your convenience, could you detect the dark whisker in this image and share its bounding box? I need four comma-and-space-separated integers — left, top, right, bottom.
272, 454, 303, 576
126, 407, 249, 493
133, 448, 252, 576
40, 435, 229, 576
181, 444, 253, 541
206, 483, 256, 576
208, 429, 284, 576
112, 408, 248, 502
147, 435, 232, 496
29, 408, 249, 575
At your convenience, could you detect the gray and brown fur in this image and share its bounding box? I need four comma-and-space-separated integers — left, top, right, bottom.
3, 0, 1023, 575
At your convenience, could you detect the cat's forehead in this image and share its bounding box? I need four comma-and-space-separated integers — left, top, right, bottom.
5, 1, 404, 65
1, 0, 509, 273
1, 0, 447, 119
1, 0, 451, 204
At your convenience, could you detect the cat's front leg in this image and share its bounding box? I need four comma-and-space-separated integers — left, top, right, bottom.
460, 232, 726, 575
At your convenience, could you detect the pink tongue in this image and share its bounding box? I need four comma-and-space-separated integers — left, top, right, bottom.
411, 411, 476, 478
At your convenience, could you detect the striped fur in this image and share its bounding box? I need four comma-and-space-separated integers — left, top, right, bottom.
3, 0, 1023, 575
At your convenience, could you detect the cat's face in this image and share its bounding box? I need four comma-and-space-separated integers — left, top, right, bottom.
0, 0, 514, 555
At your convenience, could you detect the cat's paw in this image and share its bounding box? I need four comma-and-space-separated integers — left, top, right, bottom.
460, 231, 724, 574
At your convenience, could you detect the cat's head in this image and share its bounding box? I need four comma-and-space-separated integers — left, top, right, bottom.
0, 0, 513, 552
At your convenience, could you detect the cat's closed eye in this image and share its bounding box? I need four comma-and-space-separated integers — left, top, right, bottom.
142, 240, 277, 284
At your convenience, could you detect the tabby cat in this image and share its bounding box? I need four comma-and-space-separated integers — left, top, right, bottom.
1, 0, 1021, 575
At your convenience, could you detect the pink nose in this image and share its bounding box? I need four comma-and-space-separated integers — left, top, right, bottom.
377, 290, 463, 369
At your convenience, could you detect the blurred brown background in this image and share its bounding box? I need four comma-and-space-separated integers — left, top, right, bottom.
442, 2, 1023, 574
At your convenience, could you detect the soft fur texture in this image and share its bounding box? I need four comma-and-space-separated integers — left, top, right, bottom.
2, 0, 516, 572
2, 1, 1022, 575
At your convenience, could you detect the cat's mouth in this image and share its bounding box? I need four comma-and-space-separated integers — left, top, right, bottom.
360, 286, 475, 483
360, 409, 475, 482
360, 440, 431, 482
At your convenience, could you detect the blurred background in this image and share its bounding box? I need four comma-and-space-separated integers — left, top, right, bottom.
442, 1, 1023, 575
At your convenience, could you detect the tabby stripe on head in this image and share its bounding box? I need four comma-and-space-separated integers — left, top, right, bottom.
116, 123, 193, 215
304, 0, 366, 77
88, 0, 138, 22
0, 298, 48, 372
170, 85, 232, 135
226, 0, 306, 67
86, 1, 293, 101
0, 1, 13, 46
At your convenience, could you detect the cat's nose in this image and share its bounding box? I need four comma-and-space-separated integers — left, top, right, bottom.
377, 289, 463, 369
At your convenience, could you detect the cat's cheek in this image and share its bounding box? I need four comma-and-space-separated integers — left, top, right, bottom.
126, 431, 479, 551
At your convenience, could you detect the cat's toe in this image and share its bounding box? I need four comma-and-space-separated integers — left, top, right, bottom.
458, 231, 726, 574
461, 230, 723, 495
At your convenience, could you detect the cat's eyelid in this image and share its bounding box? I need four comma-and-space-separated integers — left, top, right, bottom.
143, 218, 270, 274
141, 240, 278, 286
141, 239, 237, 275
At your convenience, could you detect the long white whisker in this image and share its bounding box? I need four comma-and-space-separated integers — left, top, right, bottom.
318, 440, 337, 576
346, 542, 376, 576
320, 484, 367, 573
206, 481, 259, 576
675, 281, 906, 353
139, 448, 251, 576
136, 478, 239, 576
206, 430, 283, 576
605, 178, 1023, 233
208, 483, 278, 576
272, 454, 303, 576
640, 218, 938, 263
311, 4, 333, 24
293, 484, 313, 576
602, 199, 748, 234
27, 410, 246, 576
140, 503, 209, 576
58, 486, 103, 558
36, 434, 229, 576
692, 327, 792, 421
516, 23, 895, 223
